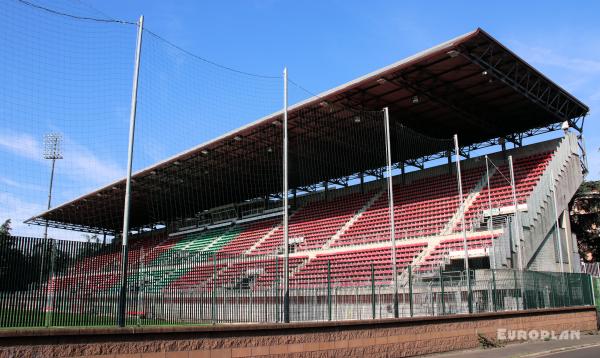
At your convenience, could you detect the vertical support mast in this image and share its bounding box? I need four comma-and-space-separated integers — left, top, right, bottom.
454, 134, 472, 313
550, 169, 564, 273
44, 158, 56, 240
485, 155, 495, 269
383, 107, 398, 318
508, 155, 523, 271
282, 67, 290, 323
118, 15, 144, 327
485, 155, 493, 232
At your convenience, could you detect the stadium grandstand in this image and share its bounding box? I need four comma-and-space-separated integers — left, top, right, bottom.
1, 26, 594, 327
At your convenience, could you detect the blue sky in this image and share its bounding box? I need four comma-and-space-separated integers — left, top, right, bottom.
89, 0, 600, 174
0, 0, 598, 238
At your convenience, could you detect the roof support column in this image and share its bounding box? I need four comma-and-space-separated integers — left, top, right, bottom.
447, 150, 453, 175
400, 162, 406, 185
360, 172, 365, 194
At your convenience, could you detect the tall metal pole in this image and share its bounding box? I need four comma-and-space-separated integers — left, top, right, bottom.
118, 15, 144, 327
550, 169, 564, 273
383, 107, 398, 318
44, 159, 56, 239
282, 67, 290, 323
508, 155, 523, 271
40, 156, 57, 285
41, 133, 62, 326
43, 155, 56, 328
454, 134, 472, 313
486, 155, 495, 268
485, 155, 493, 232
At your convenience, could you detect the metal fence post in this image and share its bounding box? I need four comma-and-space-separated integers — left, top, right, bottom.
491, 269, 497, 312
439, 266, 445, 315
513, 270, 520, 310
565, 272, 572, 307
522, 271, 528, 310
327, 260, 332, 321
589, 275, 595, 307
467, 269, 473, 314
408, 265, 413, 317
211, 253, 216, 323
371, 263, 376, 319
275, 257, 280, 323
44, 241, 56, 328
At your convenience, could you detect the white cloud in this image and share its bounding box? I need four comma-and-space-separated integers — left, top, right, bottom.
62, 139, 124, 186
0, 191, 94, 240
0, 129, 124, 187
0, 176, 45, 192
0, 131, 41, 160
515, 45, 600, 74
0, 191, 45, 237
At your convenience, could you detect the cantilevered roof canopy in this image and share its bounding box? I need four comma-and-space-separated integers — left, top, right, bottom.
28, 28, 589, 234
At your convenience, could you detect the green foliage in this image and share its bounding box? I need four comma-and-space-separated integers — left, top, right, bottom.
0, 219, 11, 236
571, 181, 600, 261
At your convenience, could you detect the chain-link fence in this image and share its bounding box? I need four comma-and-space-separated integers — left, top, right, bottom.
0, 234, 594, 328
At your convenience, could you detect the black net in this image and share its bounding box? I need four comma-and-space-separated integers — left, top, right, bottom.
0, 0, 136, 239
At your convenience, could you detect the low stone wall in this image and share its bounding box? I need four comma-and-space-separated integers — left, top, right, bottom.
0, 306, 596, 358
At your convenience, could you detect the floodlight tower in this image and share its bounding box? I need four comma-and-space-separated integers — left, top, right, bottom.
43, 133, 63, 239
42, 133, 62, 327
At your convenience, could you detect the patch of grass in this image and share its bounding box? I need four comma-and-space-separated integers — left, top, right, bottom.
0, 309, 196, 328
478, 333, 503, 349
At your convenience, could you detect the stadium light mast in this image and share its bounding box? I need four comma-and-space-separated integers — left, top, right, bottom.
118, 15, 144, 328
454, 134, 472, 314
42, 133, 63, 239
283, 67, 290, 323
42, 132, 62, 327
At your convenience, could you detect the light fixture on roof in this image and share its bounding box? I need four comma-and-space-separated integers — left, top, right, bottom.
150, 170, 157, 175
319, 101, 329, 107
411, 95, 420, 104
234, 135, 242, 141
376, 78, 387, 85
272, 120, 281, 126
173, 160, 181, 165
353, 116, 361, 123
267, 147, 273, 153
481, 70, 488, 76
447, 49, 460, 58
112, 186, 118, 190
201, 149, 209, 155
203, 170, 209, 175
178, 179, 184, 184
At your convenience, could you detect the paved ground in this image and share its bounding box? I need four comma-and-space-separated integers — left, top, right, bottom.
529, 345, 600, 357
425, 332, 600, 358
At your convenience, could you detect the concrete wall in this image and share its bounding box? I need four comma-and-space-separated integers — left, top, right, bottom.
0, 307, 596, 358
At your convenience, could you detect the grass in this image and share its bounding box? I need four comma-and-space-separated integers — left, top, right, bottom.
0, 309, 208, 329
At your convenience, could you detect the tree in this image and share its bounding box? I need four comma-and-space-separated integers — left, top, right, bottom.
570, 181, 600, 262
0, 219, 11, 236
0, 219, 30, 291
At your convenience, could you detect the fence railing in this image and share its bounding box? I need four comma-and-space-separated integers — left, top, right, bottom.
0, 235, 595, 328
